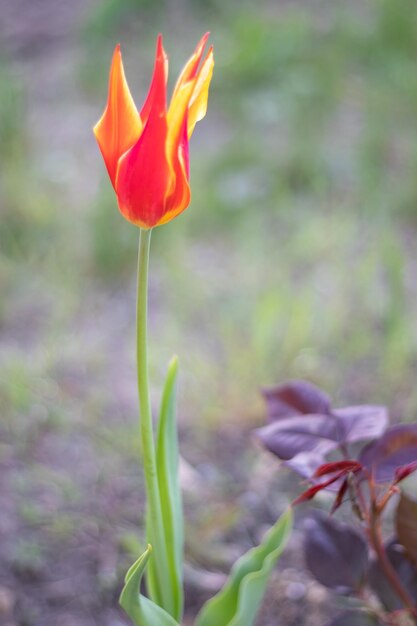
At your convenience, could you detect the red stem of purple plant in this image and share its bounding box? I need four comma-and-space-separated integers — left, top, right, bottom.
367, 489, 417, 622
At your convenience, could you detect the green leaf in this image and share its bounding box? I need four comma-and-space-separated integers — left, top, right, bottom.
196, 507, 293, 626
119, 545, 180, 626
139, 596, 181, 626
147, 356, 184, 621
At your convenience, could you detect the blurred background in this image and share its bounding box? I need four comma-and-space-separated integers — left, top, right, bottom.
2, 0, 417, 624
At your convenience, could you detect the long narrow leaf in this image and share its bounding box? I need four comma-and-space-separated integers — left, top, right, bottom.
144, 516, 161, 606
147, 356, 184, 620
119, 545, 180, 626
196, 507, 293, 626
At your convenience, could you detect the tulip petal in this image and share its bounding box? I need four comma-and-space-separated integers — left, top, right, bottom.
116, 39, 171, 228
165, 36, 205, 171
167, 79, 194, 165
187, 47, 214, 138
161, 36, 213, 226
140, 34, 168, 126
93, 45, 142, 188
170, 33, 210, 104
162, 77, 196, 226
159, 121, 190, 226
96, 34, 213, 229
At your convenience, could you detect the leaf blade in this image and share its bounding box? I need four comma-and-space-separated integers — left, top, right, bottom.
119, 545, 180, 626
255, 415, 342, 460
359, 424, 417, 483
396, 492, 417, 562
196, 507, 293, 626
152, 356, 184, 621
262, 380, 331, 421
304, 514, 368, 593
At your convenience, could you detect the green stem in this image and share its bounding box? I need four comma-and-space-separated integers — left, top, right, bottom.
136, 227, 170, 608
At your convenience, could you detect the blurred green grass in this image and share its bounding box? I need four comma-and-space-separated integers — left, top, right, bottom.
3, 0, 417, 614
3, 0, 417, 424
84, 0, 417, 418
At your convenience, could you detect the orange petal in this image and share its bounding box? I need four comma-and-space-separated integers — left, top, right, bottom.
93, 45, 142, 189
187, 46, 214, 138
167, 34, 209, 142
167, 78, 194, 166
166, 36, 209, 195
116, 40, 171, 228
170, 33, 210, 105
140, 34, 168, 126
161, 35, 213, 226
159, 119, 191, 226
163, 77, 194, 223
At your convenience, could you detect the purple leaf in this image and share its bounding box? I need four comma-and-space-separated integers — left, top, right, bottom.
333, 405, 388, 444
395, 461, 417, 484
304, 514, 368, 593
325, 612, 382, 626
255, 414, 343, 460
330, 478, 349, 515
396, 492, 417, 562
283, 452, 325, 478
359, 424, 417, 483
314, 460, 362, 478
294, 474, 344, 505
262, 380, 331, 421
258, 381, 389, 478
369, 541, 417, 611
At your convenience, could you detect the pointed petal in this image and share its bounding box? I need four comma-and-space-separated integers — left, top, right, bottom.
167, 79, 194, 164
159, 120, 190, 226
116, 42, 171, 228
165, 34, 208, 166
187, 46, 214, 138
140, 34, 168, 126
158, 34, 213, 227
158, 77, 195, 227
170, 33, 210, 104
93, 45, 142, 188
160, 35, 214, 226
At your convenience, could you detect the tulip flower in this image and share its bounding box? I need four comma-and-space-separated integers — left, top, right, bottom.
92, 34, 293, 626
93, 34, 214, 229
93, 33, 214, 623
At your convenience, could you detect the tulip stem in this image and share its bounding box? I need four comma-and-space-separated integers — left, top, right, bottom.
136, 227, 170, 608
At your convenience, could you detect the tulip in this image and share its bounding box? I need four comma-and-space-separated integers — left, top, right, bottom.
93, 35, 213, 622
94, 34, 214, 229
93, 35, 293, 626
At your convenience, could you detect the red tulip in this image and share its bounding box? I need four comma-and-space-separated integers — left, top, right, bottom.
94, 34, 214, 229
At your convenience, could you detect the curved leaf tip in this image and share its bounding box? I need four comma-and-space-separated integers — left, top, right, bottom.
196, 507, 293, 626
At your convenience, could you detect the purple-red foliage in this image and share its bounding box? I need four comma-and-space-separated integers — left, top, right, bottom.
255, 379, 417, 625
